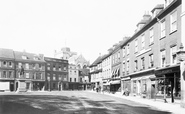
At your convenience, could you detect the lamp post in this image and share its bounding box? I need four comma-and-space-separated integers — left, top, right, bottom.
176, 43, 185, 108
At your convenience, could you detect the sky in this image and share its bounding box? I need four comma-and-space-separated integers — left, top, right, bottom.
0, 0, 163, 64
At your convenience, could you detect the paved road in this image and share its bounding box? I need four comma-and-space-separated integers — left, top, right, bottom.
0, 91, 171, 114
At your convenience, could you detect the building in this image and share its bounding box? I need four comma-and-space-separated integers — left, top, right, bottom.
89, 56, 103, 92
0, 48, 15, 92
120, 0, 182, 103
44, 57, 68, 91
102, 51, 112, 92
79, 68, 90, 90
68, 64, 79, 90
14, 51, 46, 91
54, 47, 77, 60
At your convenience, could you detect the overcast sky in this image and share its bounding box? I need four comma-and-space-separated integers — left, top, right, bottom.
0, 0, 163, 64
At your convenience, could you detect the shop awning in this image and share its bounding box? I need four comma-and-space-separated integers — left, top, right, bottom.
110, 80, 120, 85
121, 77, 130, 81
103, 82, 110, 86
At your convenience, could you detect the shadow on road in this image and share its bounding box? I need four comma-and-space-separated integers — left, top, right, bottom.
0, 94, 172, 114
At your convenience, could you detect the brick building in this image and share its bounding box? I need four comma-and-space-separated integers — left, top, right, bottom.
44, 57, 68, 91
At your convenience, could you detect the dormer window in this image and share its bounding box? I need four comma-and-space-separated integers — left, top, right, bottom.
22, 55, 28, 59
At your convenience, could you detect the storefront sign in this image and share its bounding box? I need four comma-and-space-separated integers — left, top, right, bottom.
155, 65, 180, 76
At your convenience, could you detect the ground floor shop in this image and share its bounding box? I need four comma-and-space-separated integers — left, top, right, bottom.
45, 81, 68, 91
110, 79, 121, 93
0, 80, 14, 92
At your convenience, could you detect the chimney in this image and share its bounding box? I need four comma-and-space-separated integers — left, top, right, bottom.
108, 48, 113, 53
151, 4, 164, 18
39, 54, 44, 60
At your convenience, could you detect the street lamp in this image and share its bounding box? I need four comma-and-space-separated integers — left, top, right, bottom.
176, 43, 185, 108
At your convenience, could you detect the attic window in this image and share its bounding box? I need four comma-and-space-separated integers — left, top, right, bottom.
34, 57, 40, 60
22, 55, 28, 59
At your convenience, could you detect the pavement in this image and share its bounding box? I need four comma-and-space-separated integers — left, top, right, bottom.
93, 91, 185, 114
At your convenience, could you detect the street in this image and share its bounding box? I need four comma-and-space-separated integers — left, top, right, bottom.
0, 91, 171, 114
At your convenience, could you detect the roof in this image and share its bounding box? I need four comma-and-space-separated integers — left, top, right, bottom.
0, 48, 14, 59
79, 68, 90, 76
89, 56, 102, 67
14, 51, 45, 62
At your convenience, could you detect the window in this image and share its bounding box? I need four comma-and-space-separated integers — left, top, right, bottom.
25, 63, 29, 69
3, 61, 7, 67
64, 66, 67, 71
149, 54, 154, 68
149, 28, 154, 44
26, 73, 29, 78
141, 57, 145, 70
70, 78, 72, 82
3, 71, 6, 78
9, 62, 12, 67
123, 62, 125, 75
32, 64, 35, 69
135, 39, 138, 53
47, 73, 50, 80
161, 50, 166, 67
59, 75, 61, 80
39, 64, 42, 69
171, 45, 177, 64
141, 34, 145, 50
170, 11, 177, 33
47, 66, 50, 70
53, 74, 56, 80
123, 47, 125, 57
74, 78, 76, 82
74, 70, 77, 75
9, 71, 12, 78
134, 60, 138, 71
59, 66, 61, 71
161, 20, 166, 38
118, 52, 120, 61
22, 55, 27, 59
126, 60, 129, 73
127, 44, 130, 55
142, 79, 147, 93
53, 65, 56, 71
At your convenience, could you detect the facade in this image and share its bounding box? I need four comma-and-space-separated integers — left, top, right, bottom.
110, 43, 122, 93
89, 56, 102, 91
44, 57, 68, 91
68, 64, 79, 90
90, 0, 183, 104
102, 51, 112, 92
14, 51, 45, 91
0, 48, 15, 91
79, 68, 90, 90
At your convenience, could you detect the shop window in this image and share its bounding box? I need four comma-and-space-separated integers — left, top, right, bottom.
142, 80, 147, 94
133, 80, 137, 93
70, 78, 72, 82
74, 78, 76, 82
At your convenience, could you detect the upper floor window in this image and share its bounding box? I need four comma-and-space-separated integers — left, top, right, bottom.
25, 63, 29, 69
18, 63, 22, 68
22, 55, 28, 60
149, 54, 154, 68
126, 60, 129, 73
59, 66, 61, 71
170, 11, 177, 33
39, 64, 42, 69
149, 28, 154, 44
161, 50, 166, 67
161, 20, 166, 38
170, 45, 177, 65
141, 34, 145, 50
3, 71, 7, 78
127, 44, 130, 55
122, 62, 125, 75
9, 62, 12, 67
134, 60, 138, 71
141, 57, 145, 70
118, 52, 120, 61
70, 78, 72, 82
9, 71, 13, 78
3, 61, 7, 67
135, 39, 138, 53
53, 65, 56, 71
53, 74, 56, 80
122, 47, 125, 57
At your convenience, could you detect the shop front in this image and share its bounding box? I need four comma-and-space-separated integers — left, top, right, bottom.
102, 79, 110, 93
110, 79, 121, 93
154, 65, 180, 103
121, 76, 131, 95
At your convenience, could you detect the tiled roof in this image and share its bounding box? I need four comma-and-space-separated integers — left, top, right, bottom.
14, 51, 45, 62
0, 48, 14, 59
79, 68, 90, 76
